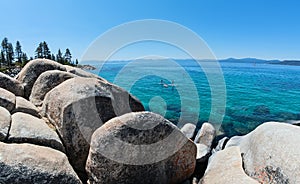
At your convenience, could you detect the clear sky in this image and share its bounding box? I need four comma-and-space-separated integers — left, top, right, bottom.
1, 0, 300, 60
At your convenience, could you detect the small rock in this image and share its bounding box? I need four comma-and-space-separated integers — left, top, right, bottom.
0, 142, 82, 184
8, 112, 65, 153
86, 112, 196, 184
226, 122, 300, 183
213, 137, 229, 152
0, 88, 16, 112
0, 72, 24, 96
196, 144, 210, 160
192, 143, 211, 181
180, 123, 196, 140
200, 146, 259, 184
12, 96, 41, 118
0, 106, 11, 141
194, 123, 216, 148
29, 70, 77, 106
16, 59, 66, 98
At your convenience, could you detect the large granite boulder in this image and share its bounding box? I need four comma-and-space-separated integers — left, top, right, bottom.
180, 123, 196, 140
200, 146, 259, 184
64, 65, 106, 81
0, 72, 24, 96
0, 142, 82, 184
29, 70, 77, 106
0, 88, 16, 112
12, 96, 41, 118
42, 77, 144, 179
86, 112, 197, 184
0, 106, 11, 141
8, 112, 65, 152
226, 122, 300, 183
16, 59, 66, 98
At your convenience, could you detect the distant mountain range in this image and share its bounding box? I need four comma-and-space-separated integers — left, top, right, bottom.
219, 58, 300, 66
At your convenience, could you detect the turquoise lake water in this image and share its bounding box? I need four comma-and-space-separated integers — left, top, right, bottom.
88, 59, 300, 137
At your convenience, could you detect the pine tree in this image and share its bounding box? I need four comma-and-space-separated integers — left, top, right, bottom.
1, 38, 8, 65
35, 41, 51, 59
75, 59, 79, 66
0, 51, 5, 68
56, 49, 63, 64
7, 43, 14, 67
21, 53, 28, 66
15, 41, 22, 63
64, 48, 72, 64
35, 43, 43, 58
51, 54, 56, 61
43, 41, 51, 59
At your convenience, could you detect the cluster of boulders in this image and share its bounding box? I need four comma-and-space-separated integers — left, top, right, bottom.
0, 58, 299, 184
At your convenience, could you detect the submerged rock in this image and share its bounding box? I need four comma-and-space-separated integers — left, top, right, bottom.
0, 142, 82, 184
200, 146, 259, 184
0, 88, 16, 112
16, 59, 66, 98
42, 77, 144, 179
253, 105, 270, 116
29, 70, 76, 106
8, 112, 65, 152
86, 112, 196, 184
0, 72, 24, 96
226, 122, 300, 183
0, 106, 11, 141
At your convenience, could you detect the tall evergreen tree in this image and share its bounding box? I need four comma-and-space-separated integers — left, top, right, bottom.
64, 48, 72, 64
35, 43, 43, 58
51, 54, 56, 61
15, 41, 22, 63
7, 43, 14, 67
35, 41, 51, 59
56, 49, 63, 63
43, 41, 51, 59
21, 53, 28, 66
0, 51, 5, 67
1, 38, 8, 65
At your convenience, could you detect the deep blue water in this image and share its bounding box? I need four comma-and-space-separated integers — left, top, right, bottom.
87, 59, 300, 137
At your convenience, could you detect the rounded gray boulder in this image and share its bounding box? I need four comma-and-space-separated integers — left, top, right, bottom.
16, 59, 66, 98
86, 112, 197, 184
226, 122, 300, 183
0, 72, 24, 96
8, 112, 65, 153
0, 88, 16, 112
42, 77, 144, 179
0, 106, 11, 141
0, 142, 82, 184
29, 70, 77, 106
12, 96, 41, 118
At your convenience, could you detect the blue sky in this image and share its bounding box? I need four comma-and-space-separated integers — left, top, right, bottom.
1, 0, 300, 60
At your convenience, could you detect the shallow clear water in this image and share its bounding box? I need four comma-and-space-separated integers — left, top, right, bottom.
88, 59, 300, 137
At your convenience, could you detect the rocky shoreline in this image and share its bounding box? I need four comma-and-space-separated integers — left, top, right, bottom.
0, 59, 299, 183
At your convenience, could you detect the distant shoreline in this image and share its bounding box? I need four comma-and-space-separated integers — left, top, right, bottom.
268, 60, 300, 66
